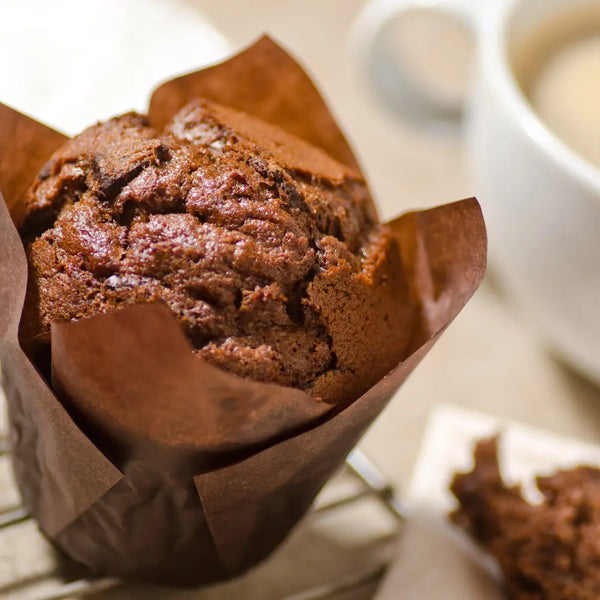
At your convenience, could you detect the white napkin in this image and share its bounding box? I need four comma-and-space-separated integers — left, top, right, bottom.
0, 0, 231, 136
375, 404, 600, 599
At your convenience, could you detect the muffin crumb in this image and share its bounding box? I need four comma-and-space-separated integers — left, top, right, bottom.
450, 436, 600, 600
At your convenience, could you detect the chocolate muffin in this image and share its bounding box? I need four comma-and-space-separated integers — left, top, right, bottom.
450, 436, 600, 600
18, 98, 411, 404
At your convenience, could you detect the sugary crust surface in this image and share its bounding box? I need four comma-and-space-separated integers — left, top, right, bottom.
20, 99, 411, 403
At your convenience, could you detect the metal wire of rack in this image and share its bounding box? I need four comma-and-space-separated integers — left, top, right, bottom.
0, 432, 405, 600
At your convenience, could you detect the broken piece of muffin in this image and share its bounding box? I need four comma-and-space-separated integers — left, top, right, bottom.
450, 436, 600, 600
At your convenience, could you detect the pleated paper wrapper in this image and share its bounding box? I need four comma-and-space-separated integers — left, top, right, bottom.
0, 37, 486, 585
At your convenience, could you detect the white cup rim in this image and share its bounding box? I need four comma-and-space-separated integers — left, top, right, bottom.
484, 0, 600, 196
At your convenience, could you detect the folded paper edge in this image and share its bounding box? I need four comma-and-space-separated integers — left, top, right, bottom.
148, 35, 361, 170
51, 302, 333, 454
0, 108, 124, 536
193, 197, 487, 572
0, 102, 67, 219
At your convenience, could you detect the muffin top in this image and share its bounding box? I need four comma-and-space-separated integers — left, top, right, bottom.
19, 99, 408, 403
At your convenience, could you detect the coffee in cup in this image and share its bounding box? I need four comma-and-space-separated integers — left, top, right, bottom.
511, 6, 600, 170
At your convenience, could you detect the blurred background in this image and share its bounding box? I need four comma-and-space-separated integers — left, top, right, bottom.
1, 0, 600, 598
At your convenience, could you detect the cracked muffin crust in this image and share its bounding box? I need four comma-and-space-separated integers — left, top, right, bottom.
450, 436, 600, 600
19, 99, 412, 404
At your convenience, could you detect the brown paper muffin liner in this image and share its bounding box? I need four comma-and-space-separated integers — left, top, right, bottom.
0, 36, 486, 586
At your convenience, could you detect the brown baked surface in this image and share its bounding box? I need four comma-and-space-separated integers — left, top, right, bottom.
450, 436, 600, 600
19, 99, 412, 404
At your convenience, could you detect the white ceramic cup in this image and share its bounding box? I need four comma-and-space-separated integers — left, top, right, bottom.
355, 0, 600, 383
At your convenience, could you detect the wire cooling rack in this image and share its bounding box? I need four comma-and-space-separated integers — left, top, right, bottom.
0, 429, 404, 600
